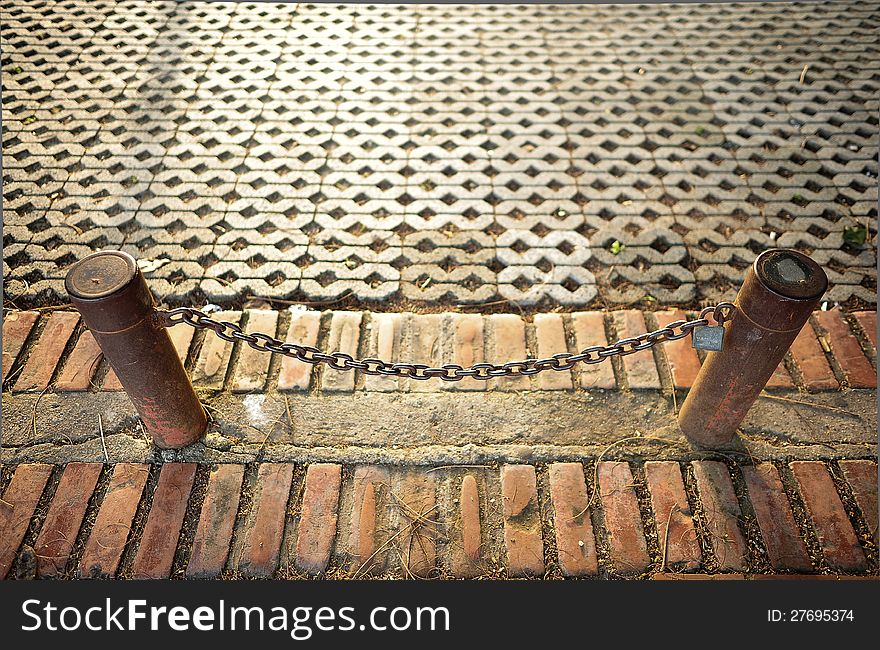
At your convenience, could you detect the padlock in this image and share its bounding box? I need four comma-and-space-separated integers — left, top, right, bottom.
691, 324, 724, 351
692, 304, 731, 352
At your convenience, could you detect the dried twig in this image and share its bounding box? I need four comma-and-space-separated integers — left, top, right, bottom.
31, 386, 51, 441
244, 291, 353, 307
283, 394, 293, 438
758, 392, 860, 417
572, 435, 675, 520
98, 414, 108, 463
799, 64, 809, 84
352, 504, 440, 579
426, 464, 490, 473
660, 505, 679, 572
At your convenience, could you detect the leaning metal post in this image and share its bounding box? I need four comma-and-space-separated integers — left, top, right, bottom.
678, 248, 828, 447
65, 250, 207, 449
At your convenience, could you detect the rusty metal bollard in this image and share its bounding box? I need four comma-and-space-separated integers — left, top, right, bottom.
65, 250, 207, 449
678, 248, 828, 447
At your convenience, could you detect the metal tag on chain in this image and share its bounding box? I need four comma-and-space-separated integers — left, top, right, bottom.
691, 325, 724, 351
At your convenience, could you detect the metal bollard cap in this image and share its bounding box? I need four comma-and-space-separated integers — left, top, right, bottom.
754, 248, 828, 301
65, 250, 154, 333
738, 248, 828, 332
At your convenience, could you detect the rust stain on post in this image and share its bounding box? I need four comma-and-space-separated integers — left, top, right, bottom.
678, 249, 828, 447
64, 250, 207, 449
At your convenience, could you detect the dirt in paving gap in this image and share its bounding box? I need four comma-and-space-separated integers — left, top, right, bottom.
156, 288, 875, 318
726, 459, 773, 575
1, 309, 49, 392
49, 319, 88, 389
90, 355, 114, 393
774, 460, 827, 574
169, 462, 211, 579
222, 462, 258, 580
534, 463, 561, 580
431, 467, 453, 577
629, 461, 663, 578
263, 310, 291, 394
184, 324, 209, 376
0, 463, 15, 495
63, 464, 114, 579
583, 458, 614, 580
181, 321, 206, 374
479, 462, 507, 580
645, 312, 676, 396
323, 463, 356, 581
811, 315, 850, 389
117, 463, 162, 579
276, 463, 307, 579
10, 464, 62, 579
307, 310, 335, 396
220, 315, 246, 393
781, 349, 806, 389
417, 465, 452, 581
826, 459, 879, 573
681, 462, 721, 574
842, 312, 878, 368
603, 313, 627, 390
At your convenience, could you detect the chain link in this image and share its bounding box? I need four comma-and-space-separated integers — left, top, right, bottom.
155, 303, 735, 382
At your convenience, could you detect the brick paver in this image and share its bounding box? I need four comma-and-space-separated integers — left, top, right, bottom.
13, 311, 78, 392
790, 461, 866, 571
766, 360, 795, 389
277, 311, 321, 391
451, 474, 483, 578
78, 463, 149, 578
691, 461, 748, 572
396, 471, 438, 578
406, 314, 444, 393
571, 312, 616, 390
187, 464, 245, 579
191, 311, 242, 390
55, 330, 103, 391
790, 322, 839, 391
320, 312, 362, 393
33, 462, 102, 578
232, 310, 280, 393
486, 314, 529, 391
645, 461, 700, 571
653, 310, 700, 389
446, 314, 485, 392
235, 463, 294, 577
852, 311, 877, 351
837, 460, 878, 545
2, 310, 38, 382
295, 463, 342, 575
741, 464, 812, 572
500, 464, 544, 577
364, 313, 405, 392
814, 311, 876, 389
0, 463, 52, 578
597, 461, 650, 574
131, 463, 197, 579
613, 311, 661, 390
533, 314, 572, 391
345, 466, 389, 575
548, 463, 598, 576
1, 457, 877, 580
3, 307, 874, 396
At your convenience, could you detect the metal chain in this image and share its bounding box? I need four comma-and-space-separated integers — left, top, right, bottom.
155, 303, 735, 382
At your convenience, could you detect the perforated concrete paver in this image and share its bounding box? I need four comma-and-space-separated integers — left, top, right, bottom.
2, 1, 877, 308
